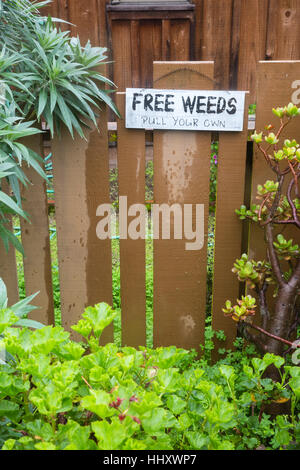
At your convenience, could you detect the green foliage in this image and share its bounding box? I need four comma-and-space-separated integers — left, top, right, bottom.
229, 104, 300, 356
273, 234, 300, 260
0, 0, 118, 252
222, 295, 257, 322
0, 304, 299, 450
0, 97, 46, 252
232, 254, 274, 289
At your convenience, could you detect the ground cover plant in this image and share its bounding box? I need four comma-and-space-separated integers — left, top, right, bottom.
0, 301, 299, 451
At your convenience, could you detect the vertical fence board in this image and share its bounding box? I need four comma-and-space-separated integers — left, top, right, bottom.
68, 0, 100, 45
111, 20, 132, 91
249, 61, 300, 326
52, 112, 113, 341
85, 106, 114, 345
152, 61, 214, 353
266, 0, 300, 60
236, 0, 269, 104
0, 180, 19, 305
170, 20, 190, 61
212, 97, 249, 351
139, 21, 155, 89
116, 93, 146, 347
20, 135, 54, 325
201, 0, 233, 89
250, 61, 300, 257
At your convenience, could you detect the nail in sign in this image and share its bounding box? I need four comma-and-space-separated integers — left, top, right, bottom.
125, 88, 246, 132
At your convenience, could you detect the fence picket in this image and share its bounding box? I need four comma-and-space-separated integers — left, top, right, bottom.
211, 97, 249, 352
20, 134, 54, 325
116, 93, 146, 347
152, 61, 214, 353
52, 110, 113, 340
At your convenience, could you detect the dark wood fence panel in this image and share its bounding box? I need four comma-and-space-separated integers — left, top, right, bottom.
266, 0, 300, 60
20, 135, 54, 325
200, 0, 233, 89
40, 0, 300, 102
116, 93, 146, 347
234, 0, 269, 103
152, 61, 213, 352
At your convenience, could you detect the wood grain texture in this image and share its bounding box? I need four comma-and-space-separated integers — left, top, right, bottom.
20, 134, 54, 325
85, 106, 113, 345
235, 0, 269, 103
52, 111, 113, 341
170, 20, 190, 61
266, 0, 300, 60
68, 0, 100, 45
201, 0, 233, 89
116, 93, 146, 347
111, 20, 132, 91
152, 62, 214, 353
211, 96, 249, 352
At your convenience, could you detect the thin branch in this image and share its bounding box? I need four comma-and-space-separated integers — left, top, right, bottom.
242, 321, 300, 348
265, 218, 286, 288
287, 177, 300, 228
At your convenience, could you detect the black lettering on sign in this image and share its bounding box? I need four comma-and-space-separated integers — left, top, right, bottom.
132, 93, 143, 111
217, 97, 226, 114
165, 94, 175, 112
144, 94, 154, 111
207, 96, 217, 114
182, 96, 196, 113
196, 96, 206, 114
226, 97, 237, 115
154, 94, 164, 112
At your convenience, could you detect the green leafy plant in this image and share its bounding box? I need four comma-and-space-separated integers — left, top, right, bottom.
0, 303, 299, 450
0, 94, 46, 252
0, 0, 118, 252
225, 103, 300, 372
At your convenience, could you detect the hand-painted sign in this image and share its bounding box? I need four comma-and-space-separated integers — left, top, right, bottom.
126, 88, 246, 132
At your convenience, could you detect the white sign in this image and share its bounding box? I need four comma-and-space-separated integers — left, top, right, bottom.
126, 88, 246, 132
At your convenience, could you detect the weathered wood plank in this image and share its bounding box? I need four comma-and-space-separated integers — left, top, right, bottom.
266, 0, 300, 60
111, 20, 132, 91
52, 109, 113, 341
236, 0, 269, 103
68, 0, 100, 45
249, 61, 300, 326
20, 134, 54, 325
212, 96, 249, 351
201, 0, 233, 89
152, 61, 214, 353
116, 93, 146, 347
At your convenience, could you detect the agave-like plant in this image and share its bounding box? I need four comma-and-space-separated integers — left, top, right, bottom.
0, 0, 118, 252
0, 88, 46, 252
0, 1, 118, 137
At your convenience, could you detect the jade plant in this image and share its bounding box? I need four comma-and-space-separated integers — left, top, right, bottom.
224, 103, 300, 365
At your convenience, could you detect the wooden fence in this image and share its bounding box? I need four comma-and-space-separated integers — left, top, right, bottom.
1, 60, 300, 352
41, 0, 300, 104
